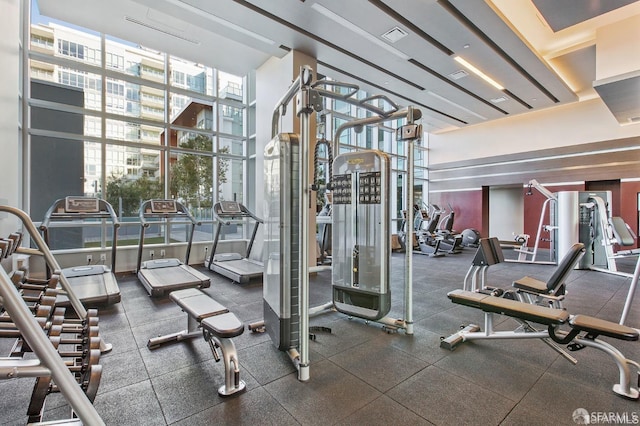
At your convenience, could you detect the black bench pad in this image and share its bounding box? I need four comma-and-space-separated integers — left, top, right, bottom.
202, 313, 244, 339
170, 288, 228, 321
570, 315, 639, 341
447, 289, 569, 325
512, 276, 547, 293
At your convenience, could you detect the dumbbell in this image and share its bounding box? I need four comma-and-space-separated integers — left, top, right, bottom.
0, 303, 54, 325
49, 336, 102, 358
21, 288, 58, 304
48, 324, 100, 339
82, 364, 102, 402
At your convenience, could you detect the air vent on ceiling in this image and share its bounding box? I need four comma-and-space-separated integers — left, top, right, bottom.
490, 96, 508, 103
381, 26, 408, 43
448, 70, 468, 80
124, 16, 200, 44
630, 116, 640, 123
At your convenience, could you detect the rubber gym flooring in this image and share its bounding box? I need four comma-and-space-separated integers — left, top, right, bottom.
2, 247, 640, 425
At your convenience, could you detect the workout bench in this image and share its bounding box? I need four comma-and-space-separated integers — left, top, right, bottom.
441, 289, 640, 399
147, 288, 246, 397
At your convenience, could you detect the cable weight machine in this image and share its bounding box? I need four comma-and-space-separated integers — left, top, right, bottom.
255, 65, 422, 381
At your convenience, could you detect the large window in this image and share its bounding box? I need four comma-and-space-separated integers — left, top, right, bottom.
28, 3, 248, 247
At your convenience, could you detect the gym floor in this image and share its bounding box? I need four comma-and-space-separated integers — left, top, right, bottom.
2, 248, 640, 425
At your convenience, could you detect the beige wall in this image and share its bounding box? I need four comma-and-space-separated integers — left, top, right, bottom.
429, 97, 640, 165
0, 0, 21, 236
254, 50, 317, 262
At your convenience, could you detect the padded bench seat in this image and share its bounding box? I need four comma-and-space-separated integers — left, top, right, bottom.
170, 288, 228, 321
570, 315, 639, 341
447, 289, 569, 325
512, 276, 547, 293
444, 288, 640, 400
202, 313, 244, 339
148, 288, 246, 397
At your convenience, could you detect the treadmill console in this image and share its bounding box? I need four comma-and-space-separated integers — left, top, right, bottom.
150, 200, 178, 214
65, 197, 100, 213
219, 201, 242, 214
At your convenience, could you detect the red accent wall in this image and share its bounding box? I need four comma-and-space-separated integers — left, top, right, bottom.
429, 190, 484, 235
432, 181, 639, 249
621, 181, 640, 248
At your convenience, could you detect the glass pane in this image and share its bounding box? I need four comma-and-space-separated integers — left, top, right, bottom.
40, 67, 102, 111
104, 145, 163, 219
217, 157, 243, 202
169, 99, 213, 130
218, 71, 243, 100
171, 130, 213, 152
106, 35, 165, 82
334, 117, 349, 145
169, 151, 213, 210
216, 222, 245, 242
52, 25, 101, 66
105, 119, 164, 145
219, 104, 244, 136
219, 137, 245, 156
170, 56, 213, 96
84, 141, 102, 197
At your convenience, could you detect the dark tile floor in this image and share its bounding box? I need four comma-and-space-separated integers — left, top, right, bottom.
2, 247, 640, 425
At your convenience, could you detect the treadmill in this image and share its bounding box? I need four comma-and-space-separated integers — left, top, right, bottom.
40, 196, 121, 307
205, 201, 264, 283
137, 199, 210, 297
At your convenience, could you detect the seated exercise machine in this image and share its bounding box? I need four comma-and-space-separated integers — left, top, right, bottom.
40, 196, 121, 307
441, 289, 640, 399
433, 204, 464, 254
463, 237, 585, 311
205, 201, 263, 284
147, 288, 245, 396
137, 199, 210, 297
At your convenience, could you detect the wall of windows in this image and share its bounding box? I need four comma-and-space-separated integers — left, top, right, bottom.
28, 7, 248, 247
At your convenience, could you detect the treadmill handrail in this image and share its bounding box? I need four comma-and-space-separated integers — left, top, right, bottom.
41, 198, 120, 229
40, 197, 120, 273
212, 202, 263, 225
138, 199, 200, 227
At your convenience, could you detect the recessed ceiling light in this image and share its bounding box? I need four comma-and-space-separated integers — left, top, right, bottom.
490, 96, 508, 103
381, 27, 408, 43
454, 56, 504, 91
448, 70, 468, 80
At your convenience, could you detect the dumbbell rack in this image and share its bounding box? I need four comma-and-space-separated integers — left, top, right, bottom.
0, 205, 104, 425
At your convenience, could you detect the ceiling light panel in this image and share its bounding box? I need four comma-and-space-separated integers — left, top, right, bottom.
454, 56, 504, 90
448, 70, 468, 80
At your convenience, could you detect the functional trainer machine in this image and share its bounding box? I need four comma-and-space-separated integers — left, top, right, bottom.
40, 196, 121, 307
205, 201, 264, 283
254, 66, 421, 381
136, 199, 210, 297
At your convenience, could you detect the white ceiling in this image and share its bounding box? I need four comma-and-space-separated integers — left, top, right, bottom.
37, 0, 640, 133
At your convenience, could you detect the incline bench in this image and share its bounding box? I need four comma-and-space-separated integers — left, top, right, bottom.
148, 288, 246, 397
441, 289, 640, 399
